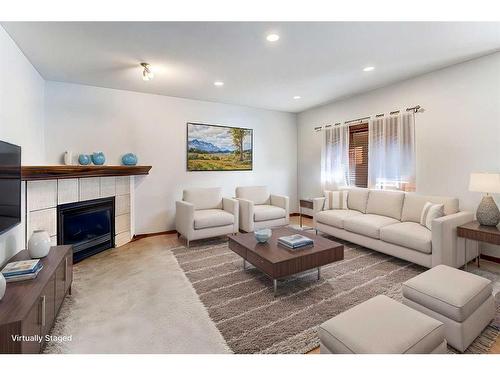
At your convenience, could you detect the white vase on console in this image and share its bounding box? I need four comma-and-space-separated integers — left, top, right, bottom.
63, 151, 73, 165
0, 273, 5, 301
28, 230, 51, 259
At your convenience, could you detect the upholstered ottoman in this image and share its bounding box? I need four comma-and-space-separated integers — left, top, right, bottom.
319, 295, 447, 354
402, 265, 495, 352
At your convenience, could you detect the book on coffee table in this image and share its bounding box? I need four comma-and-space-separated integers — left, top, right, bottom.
278, 234, 314, 249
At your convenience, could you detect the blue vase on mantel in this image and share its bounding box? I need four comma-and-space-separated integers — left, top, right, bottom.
91, 152, 106, 165
122, 153, 138, 166
78, 154, 91, 165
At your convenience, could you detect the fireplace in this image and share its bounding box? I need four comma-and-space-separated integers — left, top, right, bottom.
57, 197, 115, 262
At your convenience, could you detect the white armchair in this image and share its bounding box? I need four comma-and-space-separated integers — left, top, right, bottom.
175, 187, 239, 247
235, 186, 289, 232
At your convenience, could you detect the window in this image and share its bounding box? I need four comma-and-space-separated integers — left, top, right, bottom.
348, 123, 369, 188
321, 112, 416, 192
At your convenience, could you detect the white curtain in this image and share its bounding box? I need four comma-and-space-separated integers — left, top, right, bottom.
368, 111, 416, 191
321, 124, 350, 191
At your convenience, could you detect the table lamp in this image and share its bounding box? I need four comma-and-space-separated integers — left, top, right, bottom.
469, 173, 500, 226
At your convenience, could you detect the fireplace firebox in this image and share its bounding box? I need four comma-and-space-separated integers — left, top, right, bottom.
57, 197, 115, 262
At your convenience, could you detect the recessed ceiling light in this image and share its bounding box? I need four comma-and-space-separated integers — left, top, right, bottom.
293, 96, 301, 100
214, 81, 224, 87
266, 34, 280, 42
363, 66, 375, 72
141, 62, 154, 81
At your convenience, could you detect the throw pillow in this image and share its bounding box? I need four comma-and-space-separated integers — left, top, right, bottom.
327, 190, 348, 210
420, 202, 444, 230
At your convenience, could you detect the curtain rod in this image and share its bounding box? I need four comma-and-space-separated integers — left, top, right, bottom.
314, 105, 422, 132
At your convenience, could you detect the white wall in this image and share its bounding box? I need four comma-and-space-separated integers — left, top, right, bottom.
44, 82, 298, 234
0, 26, 45, 264
298, 52, 500, 256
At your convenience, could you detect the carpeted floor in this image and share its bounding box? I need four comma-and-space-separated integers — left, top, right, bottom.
172, 238, 500, 354
44, 236, 230, 354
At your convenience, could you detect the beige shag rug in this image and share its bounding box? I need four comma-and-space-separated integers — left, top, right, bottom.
172, 239, 500, 354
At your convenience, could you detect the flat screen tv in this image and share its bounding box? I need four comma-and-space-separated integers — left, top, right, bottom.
0, 141, 21, 235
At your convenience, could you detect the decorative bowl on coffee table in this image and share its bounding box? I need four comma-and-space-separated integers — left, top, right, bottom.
255, 228, 272, 243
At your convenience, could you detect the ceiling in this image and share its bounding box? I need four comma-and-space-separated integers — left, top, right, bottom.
3, 22, 500, 113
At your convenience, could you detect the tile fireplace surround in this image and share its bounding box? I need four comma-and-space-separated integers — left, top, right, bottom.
26, 176, 134, 250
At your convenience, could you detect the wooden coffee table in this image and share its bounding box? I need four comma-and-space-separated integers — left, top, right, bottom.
227, 227, 344, 296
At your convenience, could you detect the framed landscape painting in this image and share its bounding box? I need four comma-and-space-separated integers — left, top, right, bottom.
187, 122, 253, 171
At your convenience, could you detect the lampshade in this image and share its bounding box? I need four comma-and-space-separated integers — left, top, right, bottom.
469, 173, 500, 193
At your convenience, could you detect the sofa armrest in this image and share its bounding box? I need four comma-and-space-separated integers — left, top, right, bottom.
175, 200, 195, 238
270, 194, 289, 216
237, 198, 254, 232
223, 197, 239, 233
431, 211, 474, 267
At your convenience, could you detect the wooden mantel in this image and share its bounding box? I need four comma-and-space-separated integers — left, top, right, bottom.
22, 165, 152, 181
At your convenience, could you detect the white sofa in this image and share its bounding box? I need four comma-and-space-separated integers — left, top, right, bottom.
235, 186, 289, 232
313, 188, 474, 268
175, 187, 239, 247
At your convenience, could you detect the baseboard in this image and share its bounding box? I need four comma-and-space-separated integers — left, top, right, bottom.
480, 254, 500, 264
133, 213, 313, 241
132, 230, 177, 241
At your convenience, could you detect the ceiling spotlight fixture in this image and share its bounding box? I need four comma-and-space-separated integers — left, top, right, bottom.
266, 34, 280, 42
141, 63, 154, 81
214, 81, 224, 87
363, 66, 375, 72
293, 96, 301, 100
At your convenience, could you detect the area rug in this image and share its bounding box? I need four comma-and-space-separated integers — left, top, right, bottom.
172, 239, 500, 354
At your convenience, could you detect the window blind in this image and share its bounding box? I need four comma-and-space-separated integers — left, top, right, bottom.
348, 123, 369, 188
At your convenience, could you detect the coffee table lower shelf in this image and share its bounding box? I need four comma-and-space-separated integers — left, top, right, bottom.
242, 258, 321, 296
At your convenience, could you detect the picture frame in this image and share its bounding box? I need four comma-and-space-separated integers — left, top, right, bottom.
186, 122, 253, 171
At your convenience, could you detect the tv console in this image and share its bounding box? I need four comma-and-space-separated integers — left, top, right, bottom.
0, 245, 73, 353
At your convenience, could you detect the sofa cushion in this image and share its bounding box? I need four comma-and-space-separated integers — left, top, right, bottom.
236, 186, 270, 205
401, 193, 459, 223
316, 209, 362, 229
346, 188, 369, 213
194, 209, 234, 229
183, 187, 222, 210
402, 265, 493, 322
253, 204, 286, 222
318, 295, 444, 353
366, 190, 405, 220
420, 202, 444, 230
380, 222, 432, 254
325, 190, 348, 210
343, 214, 399, 239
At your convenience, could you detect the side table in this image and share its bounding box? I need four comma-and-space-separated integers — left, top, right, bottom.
299, 199, 313, 229
457, 221, 500, 270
